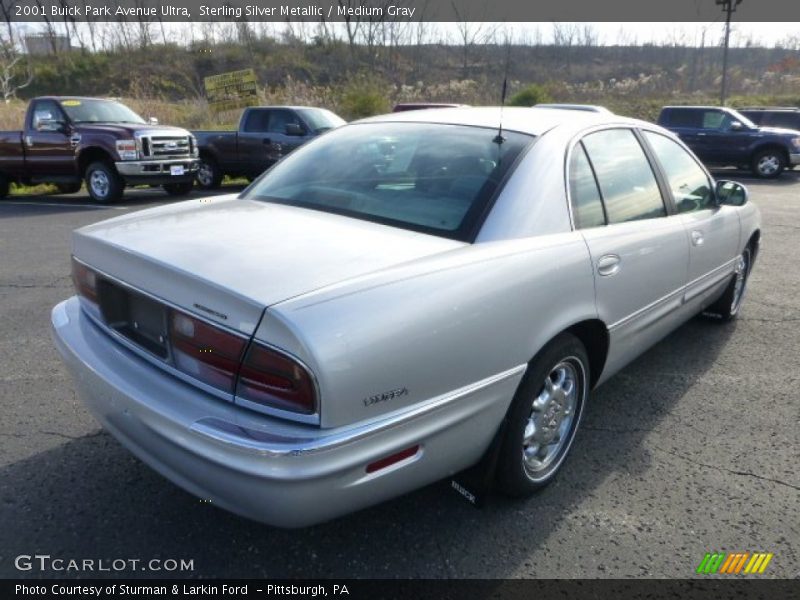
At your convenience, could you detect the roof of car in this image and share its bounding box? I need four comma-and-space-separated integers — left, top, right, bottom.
358, 106, 644, 137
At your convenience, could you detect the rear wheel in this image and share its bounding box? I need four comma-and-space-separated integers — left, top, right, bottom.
85, 162, 124, 204
496, 333, 589, 496
706, 246, 752, 321
0, 173, 9, 199
196, 156, 223, 190
163, 181, 194, 196
56, 182, 81, 195
751, 149, 785, 178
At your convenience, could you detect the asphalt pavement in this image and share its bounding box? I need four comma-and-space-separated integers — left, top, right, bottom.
1, 174, 798, 579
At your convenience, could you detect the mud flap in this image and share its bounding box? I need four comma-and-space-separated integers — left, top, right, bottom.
450, 419, 508, 508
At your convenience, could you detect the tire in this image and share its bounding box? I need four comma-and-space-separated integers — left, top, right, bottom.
0, 173, 9, 199
85, 162, 124, 204
496, 333, 589, 497
706, 246, 752, 322
195, 156, 223, 190
56, 182, 81, 195
163, 181, 194, 196
751, 149, 785, 179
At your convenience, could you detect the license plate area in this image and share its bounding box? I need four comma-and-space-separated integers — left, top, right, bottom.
170, 165, 185, 176
97, 280, 169, 359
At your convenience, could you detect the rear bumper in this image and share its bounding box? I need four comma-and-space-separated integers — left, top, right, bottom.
115, 158, 198, 184
51, 296, 523, 527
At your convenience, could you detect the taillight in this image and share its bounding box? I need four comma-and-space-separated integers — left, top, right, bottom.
236, 343, 316, 415
169, 310, 248, 394
71, 258, 98, 304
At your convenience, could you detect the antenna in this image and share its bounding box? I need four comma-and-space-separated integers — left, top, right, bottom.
494, 42, 512, 145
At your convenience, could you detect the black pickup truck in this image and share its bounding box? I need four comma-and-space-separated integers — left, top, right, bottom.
657, 105, 800, 178
192, 106, 345, 189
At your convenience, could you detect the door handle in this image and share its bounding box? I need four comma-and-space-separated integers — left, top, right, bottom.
25, 135, 33, 147
597, 254, 621, 277
691, 230, 705, 246
696, 132, 707, 136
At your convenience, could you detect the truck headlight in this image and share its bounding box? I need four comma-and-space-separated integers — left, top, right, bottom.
115, 140, 138, 161
189, 135, 199, 157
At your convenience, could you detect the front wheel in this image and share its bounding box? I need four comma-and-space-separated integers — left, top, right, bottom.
85, 162, 124, 204
195, 156, 223, 190
706, 246, 752, 321
496, 333, 589, 496
163, 181, 194, 196
751, 149, 785, 179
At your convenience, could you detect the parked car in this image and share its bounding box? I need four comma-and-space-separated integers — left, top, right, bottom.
0, 96, 199, 203
535, 103, 613, 114
738, 106, 800, 131
52, 107, 760, 527
657, 105, 800, 178
192, 106, 345, 190
392, 103, 466, 112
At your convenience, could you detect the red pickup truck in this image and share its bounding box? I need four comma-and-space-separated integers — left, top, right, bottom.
0, 96, 200, 203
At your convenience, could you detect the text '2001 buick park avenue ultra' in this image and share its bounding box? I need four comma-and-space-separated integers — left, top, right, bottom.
51, 107, 760, 527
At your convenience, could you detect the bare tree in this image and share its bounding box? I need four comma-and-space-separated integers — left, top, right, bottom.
451, 1, 496, 77
0, 39, 33, 103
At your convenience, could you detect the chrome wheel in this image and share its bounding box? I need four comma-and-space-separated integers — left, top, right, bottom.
756, 154, 780, 177
522, 358, 582, 480
730, 249, 751, 315
89, 169, 110, 199
196, 160, 215, 188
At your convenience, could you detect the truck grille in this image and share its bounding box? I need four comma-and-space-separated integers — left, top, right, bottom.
139, 135, 192, 159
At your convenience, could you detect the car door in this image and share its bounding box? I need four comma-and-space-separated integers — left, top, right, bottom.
236, 108, 273, 175
641, 130, 740, 308
570, 128, 691, 378
697, 110, 754, 165
662, 108, 704, 158
24, 99, 76, 178
265, 109, 308, 161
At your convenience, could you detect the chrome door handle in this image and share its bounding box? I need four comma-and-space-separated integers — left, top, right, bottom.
597, 254, 621, 277
691, 230, 705, 246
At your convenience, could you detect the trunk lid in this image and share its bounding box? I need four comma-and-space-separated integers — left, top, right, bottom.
73, 195, 464, 334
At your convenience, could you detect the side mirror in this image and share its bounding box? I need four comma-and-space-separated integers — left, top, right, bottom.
285, 123, 305, 136
716, 180, 748, 206
729, 121, 744, 131
37, 118, 67, 133
148, 117, 159, 125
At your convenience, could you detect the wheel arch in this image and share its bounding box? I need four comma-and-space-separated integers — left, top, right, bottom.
752, 143, 790, 165
77, 147, 115, 177
563, 319, 610, 390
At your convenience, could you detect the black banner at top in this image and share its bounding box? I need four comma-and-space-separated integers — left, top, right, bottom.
6, 0, 800, 22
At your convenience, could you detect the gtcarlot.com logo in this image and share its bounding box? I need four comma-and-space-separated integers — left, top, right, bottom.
696, 552, 774, 575
14, 554, 194, 573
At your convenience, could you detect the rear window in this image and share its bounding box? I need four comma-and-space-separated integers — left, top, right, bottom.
242, 122, 532, 241
663, 109, 701, 128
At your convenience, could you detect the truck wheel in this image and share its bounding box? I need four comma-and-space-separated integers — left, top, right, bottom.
56, 183, 82, 195
85, 162, 123, 204
196, 157, 223, 190
751, 149, 785, 178
0, 174, 9, 199
163, 181, 194, 196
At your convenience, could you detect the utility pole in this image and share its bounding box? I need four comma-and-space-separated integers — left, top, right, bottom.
717, 0, 743, 106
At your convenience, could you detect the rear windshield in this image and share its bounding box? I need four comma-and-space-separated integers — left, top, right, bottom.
242, 122, 532, 241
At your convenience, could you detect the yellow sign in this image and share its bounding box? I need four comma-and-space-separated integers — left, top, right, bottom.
204, 69, 258, 113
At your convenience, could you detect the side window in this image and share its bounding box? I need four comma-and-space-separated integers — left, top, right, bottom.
243, 110, 270, 132
667, 109, 701, 128
581, 129, 666, 224
268, 110, 299, 134
568, 143, 606, 229
31, 100, 62, 130
643, 131, 714, 214
701, 110, 725, 130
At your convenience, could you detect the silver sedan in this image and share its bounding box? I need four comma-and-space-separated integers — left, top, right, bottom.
51, 107, 760, 527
